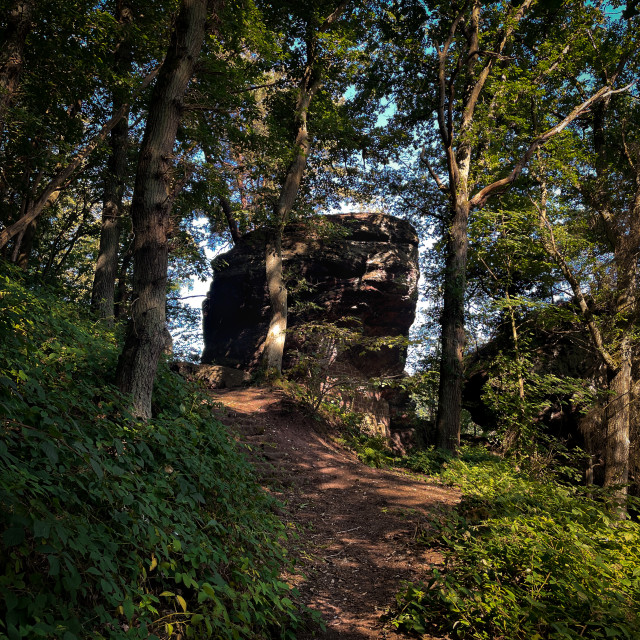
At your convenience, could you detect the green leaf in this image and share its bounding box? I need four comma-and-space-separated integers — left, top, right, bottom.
201, 583, 216, 599
90, 457, 104, 480
3, 527, 25, 547
33, 520, 51, 539
40, 441, 59, 464
123, 598, 134, 620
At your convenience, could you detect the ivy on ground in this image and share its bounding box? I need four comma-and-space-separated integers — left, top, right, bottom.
0, 270, 305, 639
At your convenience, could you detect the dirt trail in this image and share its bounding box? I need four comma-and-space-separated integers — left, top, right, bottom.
209, 387, 459, 639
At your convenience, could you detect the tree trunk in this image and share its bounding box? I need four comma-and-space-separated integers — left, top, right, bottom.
591, 101, 638, 509
259, 4, 348, 375
264, 227, 287, 373
219, 195, 240, 244
91, 111, 129, 322
114, 242, 133, 319
115, 0, 208, 419
429, 1, 619, 454
436, 198, 469, 451
604, 341, 631, 491
14, 218, 36, 269
91, 2, 133, 324
0, 0, 33, 137
603, 237, 637, 503
261, 79, 319, 375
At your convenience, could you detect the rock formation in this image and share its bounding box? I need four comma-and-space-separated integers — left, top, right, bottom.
202, 213, 419, 370
463, 306, 640, 490
201, 213, 420, 434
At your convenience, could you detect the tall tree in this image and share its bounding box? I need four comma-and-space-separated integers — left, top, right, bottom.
373, 0, 630, 451
259, 0, 352, 375
535, 86, 640, 508
90, 0, 134, 323
115, 0, 209, 418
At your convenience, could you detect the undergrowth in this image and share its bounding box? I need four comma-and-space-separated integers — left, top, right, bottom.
323, 406, 393, 469
391, 446, 640, 639
0, 270, 305, 639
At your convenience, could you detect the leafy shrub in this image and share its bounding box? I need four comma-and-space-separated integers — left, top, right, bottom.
318, 405, 394, 468
391, 448, 640, 639
398, 444, 497, 477
0, 271, 303, 639
285, 320, 369, 411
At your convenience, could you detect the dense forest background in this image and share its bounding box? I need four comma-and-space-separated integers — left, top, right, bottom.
2, 0, 640, 638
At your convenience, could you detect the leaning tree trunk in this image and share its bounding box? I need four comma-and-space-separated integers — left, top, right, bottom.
264, 227, 287, 373
260, 3, 348, 375
115, 0, 208, 419
261, 80, 319, 375
436, 198, 469, 451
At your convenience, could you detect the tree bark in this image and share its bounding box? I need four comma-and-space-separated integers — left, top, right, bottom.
592, 100, 638, 506
0, 0, 33, 137
264, 227, 287, 372
115, 0, 208, 419
91, 111, 128, 323
261, 1, 347, 376
604, 337, 631, 489
114, 242, 133, 319
219, 195, 240, 244
262, 74, 321, 374
91, 2, 133, 324
601, 234, 637, 503
436, 199, 469, 450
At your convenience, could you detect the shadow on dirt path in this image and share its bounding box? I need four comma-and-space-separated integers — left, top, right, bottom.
209, 387, 459, 639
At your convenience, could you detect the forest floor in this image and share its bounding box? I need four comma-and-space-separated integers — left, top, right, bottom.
208, 386, 459, 640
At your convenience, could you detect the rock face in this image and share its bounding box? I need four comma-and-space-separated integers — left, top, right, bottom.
463, 307, 640, 491
201, 213, 420, 424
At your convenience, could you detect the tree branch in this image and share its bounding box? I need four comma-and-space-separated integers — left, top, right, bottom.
0, 66, 160, 251
533, 187, 618, 373
421, 147, 448, 192
461, 0, 534, 132
469, 83, 635, 208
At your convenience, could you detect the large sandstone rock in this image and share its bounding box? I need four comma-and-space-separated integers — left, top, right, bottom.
202, 212, 419, 372
201, 213, 419, 433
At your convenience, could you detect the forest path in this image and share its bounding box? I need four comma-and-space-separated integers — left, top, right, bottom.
209, 387, 459, 640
